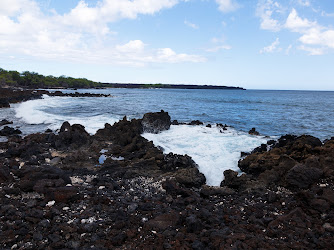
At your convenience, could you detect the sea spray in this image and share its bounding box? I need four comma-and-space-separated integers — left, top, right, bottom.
143, 125, 269, 186
14, 95, 120, 134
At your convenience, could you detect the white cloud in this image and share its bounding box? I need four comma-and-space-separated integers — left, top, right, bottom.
156, 48, 205, 63
285, 8, 316, 32
284, 9, 334, 55
184, 20, 199, 29
0, 0, 206, 65
297, 0, 311, 7
256, 0, 282, 32
299, 28, 334, 49
256, 3, 334, 56
215, 0, 240, 13
298, 45, 325, 55
260, 38, 281, 53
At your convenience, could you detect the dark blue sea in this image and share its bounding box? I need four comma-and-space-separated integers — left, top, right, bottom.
1, 89, 333, 185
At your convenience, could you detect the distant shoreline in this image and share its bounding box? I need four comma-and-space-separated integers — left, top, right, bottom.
101, 83, 245, 90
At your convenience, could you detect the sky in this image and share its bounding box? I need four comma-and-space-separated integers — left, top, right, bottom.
0, 0, 333, 90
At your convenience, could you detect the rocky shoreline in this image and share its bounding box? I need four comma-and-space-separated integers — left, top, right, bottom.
0, 92, 333, 249
0, 88, 111, 108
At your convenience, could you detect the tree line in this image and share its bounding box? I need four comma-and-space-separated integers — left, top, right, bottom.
0, 68, 103, 89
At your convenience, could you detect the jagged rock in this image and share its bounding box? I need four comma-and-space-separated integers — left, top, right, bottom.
248, 127, 260, 135
0, 98, 10, 108
142, 110, 171, 133
0, 119, 13, 126
163, 152, 197, 171
221, 170, 249, 190
55, 122, 90, 148
17, 165, 71, 192
188, 120, 203, 126
175, 168, 206, 188
0, 126, 22, 136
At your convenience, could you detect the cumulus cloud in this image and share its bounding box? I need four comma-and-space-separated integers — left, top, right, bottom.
256, 0, 282, 32
260, 38, 281, 53
0, 0, 206, 65
256, 2, 334, 55
215, 0, 240, 13
285, 8, 316, 32
284, 9, 334, 54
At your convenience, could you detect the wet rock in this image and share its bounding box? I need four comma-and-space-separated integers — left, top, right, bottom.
171, 120, 179, 125
142, 110, 171, 133
249, 127, 259, 135
175, 168, 206, 188
0, 119, 13, 126
188, 120, 203, 126
0, 98, 10, 108
285, 164, 323, 189
0, 126, 22, 136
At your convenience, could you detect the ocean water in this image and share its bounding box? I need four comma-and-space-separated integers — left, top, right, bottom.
1, 88, 333, 185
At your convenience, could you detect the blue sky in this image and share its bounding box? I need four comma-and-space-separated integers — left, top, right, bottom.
0, 0, 333, 90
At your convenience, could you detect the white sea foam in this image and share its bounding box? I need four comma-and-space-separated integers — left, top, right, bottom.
143, 125, 269, 186
14, 95, 120, 134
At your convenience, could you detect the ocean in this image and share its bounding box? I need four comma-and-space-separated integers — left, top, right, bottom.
1, 88, 334, 185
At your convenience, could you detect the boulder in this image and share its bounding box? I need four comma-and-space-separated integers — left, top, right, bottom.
248, 128, 259, 135
285, 164, 323, 189
142, 110, 171, 133
0, 98, 10, 108
175, 168, 206, 188
221, 170, 250, 190
188, 120, 203, 126
55, 122, 90, 148
163, 152, 198, 171
17, 165, 71, 192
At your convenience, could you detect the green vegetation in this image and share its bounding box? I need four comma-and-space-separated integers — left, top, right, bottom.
0, 67, 244, 90
0, 68, 102, 89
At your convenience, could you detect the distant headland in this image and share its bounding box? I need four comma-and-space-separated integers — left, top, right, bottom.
102, 83, 245, 90
0, 67, 244, 90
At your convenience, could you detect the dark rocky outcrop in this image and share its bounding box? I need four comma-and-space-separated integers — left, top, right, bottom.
0, 119, 13, 126
0, 126, 22, 136
248, 127, 260, 135
142, 110, 171, 133
188, 120, 203, 126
